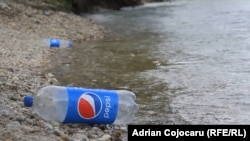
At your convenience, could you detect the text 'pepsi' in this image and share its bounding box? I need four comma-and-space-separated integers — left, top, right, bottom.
23, 85, 139, 124
104, 96, 111, 118
64, 87, 118, 123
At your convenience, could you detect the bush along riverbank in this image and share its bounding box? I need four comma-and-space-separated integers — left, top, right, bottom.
0, 0, 131, 141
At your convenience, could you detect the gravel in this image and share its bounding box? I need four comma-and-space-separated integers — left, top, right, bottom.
0, 0, 128, 141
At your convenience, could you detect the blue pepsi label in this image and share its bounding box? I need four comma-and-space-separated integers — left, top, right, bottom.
49, 39, 60, 47
63, 87, 118, 124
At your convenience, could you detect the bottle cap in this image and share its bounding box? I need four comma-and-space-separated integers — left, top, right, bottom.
24, 96, 33, 107
49, 38, 60, 48
68, 41, 73, 47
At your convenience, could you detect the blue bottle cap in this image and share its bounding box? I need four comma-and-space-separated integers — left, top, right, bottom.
24, 96, 33, 107
49, 38, 60, 48
68, 41, 73, 47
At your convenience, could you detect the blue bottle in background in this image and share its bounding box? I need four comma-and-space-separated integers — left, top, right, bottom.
45, 38, 73, 48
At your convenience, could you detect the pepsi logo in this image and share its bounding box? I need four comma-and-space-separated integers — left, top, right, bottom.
77, 92, 102, 119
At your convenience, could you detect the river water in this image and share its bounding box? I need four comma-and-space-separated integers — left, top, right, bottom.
51, 0, 250, 124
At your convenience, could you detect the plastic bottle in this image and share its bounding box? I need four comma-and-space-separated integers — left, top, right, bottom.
24, 85, 139, 125
44, 38, 73, 48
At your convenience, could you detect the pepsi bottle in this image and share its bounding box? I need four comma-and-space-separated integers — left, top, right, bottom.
43, 38, 73, 48
23, 85, 139, 125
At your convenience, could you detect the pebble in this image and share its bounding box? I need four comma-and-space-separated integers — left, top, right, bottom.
21, 125, 34, 133
6, 121, 20, 128
50, 121, 60, 127
15, 115, 26, 122
0, 110, 10, 116
43, 122, 53, 130
53, 129, 62, 136
73, 133, 89, 141
54, 129, 71, 141
92, 134, 111, 141
60, 133, 70, 141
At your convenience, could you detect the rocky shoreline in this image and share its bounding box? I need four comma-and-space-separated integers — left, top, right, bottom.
0, 0, 127, 141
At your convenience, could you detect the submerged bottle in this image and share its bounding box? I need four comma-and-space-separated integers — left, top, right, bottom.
24, 85, 139, 125
44, 38, 73, 48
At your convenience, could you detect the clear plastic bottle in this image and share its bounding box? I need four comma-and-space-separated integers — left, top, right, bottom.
24, 85, 139, 125
44, 38, 73, 48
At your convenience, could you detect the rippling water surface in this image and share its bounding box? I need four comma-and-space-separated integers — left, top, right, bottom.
51, 0, 250, 124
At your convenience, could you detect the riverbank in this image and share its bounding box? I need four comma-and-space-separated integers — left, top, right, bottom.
0, 0, 127, 141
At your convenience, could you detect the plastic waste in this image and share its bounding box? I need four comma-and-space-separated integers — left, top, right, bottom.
44, 38, 73, 48
24, 85, 139, 125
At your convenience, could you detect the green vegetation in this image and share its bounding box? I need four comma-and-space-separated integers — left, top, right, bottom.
45, 0, 72, 12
